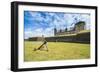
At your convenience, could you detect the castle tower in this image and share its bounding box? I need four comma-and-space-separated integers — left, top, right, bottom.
75, 21, 85, 33
54, 28, 57, 36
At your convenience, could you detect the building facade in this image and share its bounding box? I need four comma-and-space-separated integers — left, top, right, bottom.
54, 21, 86, 36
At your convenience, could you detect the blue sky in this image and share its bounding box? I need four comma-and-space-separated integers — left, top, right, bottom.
24, 11, 90, 39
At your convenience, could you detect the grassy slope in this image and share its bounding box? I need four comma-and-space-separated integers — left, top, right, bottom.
24, 41, 90, 62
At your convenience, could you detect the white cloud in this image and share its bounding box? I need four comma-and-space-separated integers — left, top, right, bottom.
25, 27, 54, 39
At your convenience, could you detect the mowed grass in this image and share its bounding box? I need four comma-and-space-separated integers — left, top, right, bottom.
24, 41, 90, 62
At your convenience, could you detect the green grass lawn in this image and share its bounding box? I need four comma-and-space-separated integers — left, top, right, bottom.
24, 41, 90, 62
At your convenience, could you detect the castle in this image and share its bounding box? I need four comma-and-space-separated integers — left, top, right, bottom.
28, 21, 90, 43
54, 21, 86, 36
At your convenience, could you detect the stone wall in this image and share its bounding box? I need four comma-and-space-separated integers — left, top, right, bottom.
28, 32, 90, 43
45, 32, 90, 43
55, 31, 75, 36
